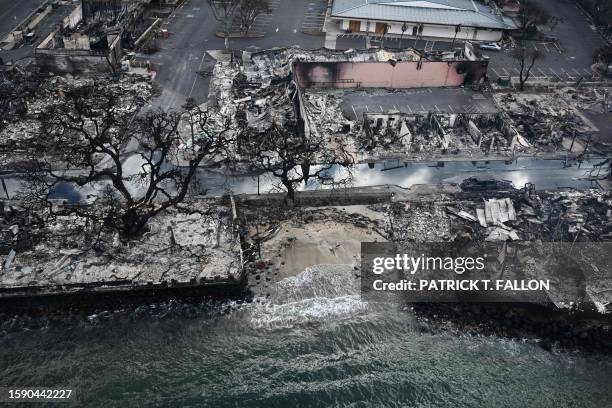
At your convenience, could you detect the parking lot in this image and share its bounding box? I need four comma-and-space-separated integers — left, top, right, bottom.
339, 88, 499, 119
301, 0, 327, 33
228, 0, 281, 35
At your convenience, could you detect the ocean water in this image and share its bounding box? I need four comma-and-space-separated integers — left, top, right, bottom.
1, 265, 611, 407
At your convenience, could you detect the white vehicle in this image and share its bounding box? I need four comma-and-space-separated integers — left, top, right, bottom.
479, 42, 502, 51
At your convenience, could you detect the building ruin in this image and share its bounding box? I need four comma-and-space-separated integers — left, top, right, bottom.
209, 47, 609, 164
34, 0, 156, 74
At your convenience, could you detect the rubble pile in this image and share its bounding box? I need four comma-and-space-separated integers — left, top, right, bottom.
388, 187, 612, 313
206, 47, 611, 164
0, 201, 242, 291
0, 204, 42, 259
390, 201, 453, 242
210, 59, 297, 133
302, 91, 350, 139
494, 91, 599, 152
390, 187, 612, 244
335, 110, 527, 161
0, 73, 153, 167
563, 86, 612, 113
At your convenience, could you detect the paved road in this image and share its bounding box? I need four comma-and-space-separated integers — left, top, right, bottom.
0, 1, 73, 64
0, 0, 44, 40
2, 156, 604, 200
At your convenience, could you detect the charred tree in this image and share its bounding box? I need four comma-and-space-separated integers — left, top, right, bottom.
237, 0, 271, 35
208, 0, 241, 45
238, 125, 354, 204
20, 83, 231, 240
513, 45, 542, 91
516, 0, 553, 40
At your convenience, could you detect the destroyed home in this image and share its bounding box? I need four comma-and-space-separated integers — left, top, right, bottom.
34, 0, 156, 73
0, 72, 153, 169
389, 186, 612, 311
0, 198, 243, 299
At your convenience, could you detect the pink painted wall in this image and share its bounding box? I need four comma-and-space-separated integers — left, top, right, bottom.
294, 61, 487, 88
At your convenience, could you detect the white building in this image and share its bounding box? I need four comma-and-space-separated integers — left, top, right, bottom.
327, 0, 517, 43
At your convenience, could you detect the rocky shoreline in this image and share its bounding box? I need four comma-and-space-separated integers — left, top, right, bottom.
410, 302, 612, 354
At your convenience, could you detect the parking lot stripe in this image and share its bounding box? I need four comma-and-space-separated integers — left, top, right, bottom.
549, 68, 561, 79
543, 43, 549, 52
492, 68, 500, 76
448, 104, 454, 113
420, 104, 426, 112
351, 105, 358, 119
502, 68, 509, 75
188, 52, 207, 98
434, 104, 440, 113
406, 105, 413, 113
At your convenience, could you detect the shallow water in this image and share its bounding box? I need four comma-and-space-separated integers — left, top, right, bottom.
1, 264, 611, 407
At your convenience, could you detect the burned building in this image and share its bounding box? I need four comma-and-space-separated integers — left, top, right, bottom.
209, 47, 491, 160
34, 0, 153, 74
261, 44, 490, 90
207, 47, 612, 165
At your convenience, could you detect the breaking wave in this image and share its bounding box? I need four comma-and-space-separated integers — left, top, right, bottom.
247, 264, 369, 329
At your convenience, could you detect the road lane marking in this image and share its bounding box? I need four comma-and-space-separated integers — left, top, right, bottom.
188, 52, 207, 98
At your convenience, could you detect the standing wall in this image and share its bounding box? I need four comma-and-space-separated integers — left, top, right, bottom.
294, 61, 488, 89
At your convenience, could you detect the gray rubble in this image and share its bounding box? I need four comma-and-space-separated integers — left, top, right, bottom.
0, 200, 242, 296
